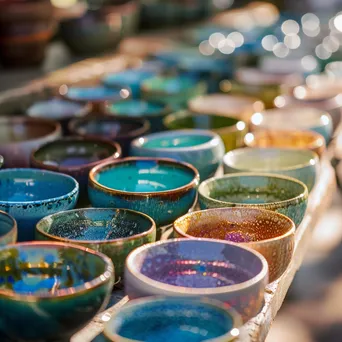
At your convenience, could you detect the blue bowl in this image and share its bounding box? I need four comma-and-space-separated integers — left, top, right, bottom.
0, 210, 17, 246
88, 158, 199, 227
0, 241, 114, 341
131, 129, 225, 180
0, 169, 79, 241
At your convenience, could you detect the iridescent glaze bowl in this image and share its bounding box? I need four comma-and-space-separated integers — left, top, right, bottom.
104, 297, 242, 342
36, 208, 156, 281
131, 129, 225, 180
125, 238, 268, 322
199, 173, 308, 227
223, 147, 319, 192
88, 158, 199, 228
164, 111, 247, 152
174, 207, 295, 282
0, 169, 79, 242
0, 241, 114, 341
0, 211, 17, 247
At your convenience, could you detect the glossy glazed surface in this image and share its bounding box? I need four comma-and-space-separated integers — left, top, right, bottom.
0, 211, 17, 247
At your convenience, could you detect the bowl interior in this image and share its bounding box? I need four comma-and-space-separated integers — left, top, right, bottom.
65, 86, 128, 102
108, 100, 165, 117
143, 76, 197, 94
0, 212, 15, 239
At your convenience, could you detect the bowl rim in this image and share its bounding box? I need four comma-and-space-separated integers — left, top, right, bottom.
30, 136, 122, 172
101, 69, 155, 88
125, 238, 268, 295
277, 95, 342, 111
0, 210, 17, 242
36, 208, 156, 245
198, 172, 309, 209
0, 241, 114, 300
89, 157, 200, 196
0, 168, 79, 205
103, 296, 243, 342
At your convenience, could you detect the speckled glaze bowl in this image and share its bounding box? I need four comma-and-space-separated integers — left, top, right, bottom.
104, 297, 242, 342
131, 129, 225, 180
125, 238, 268, 322
88, 158, 199, 228
174, 207, 295, 282
68, 116, 150, 156
36, 208, 156, 281
0, 169, 79, 242
0, 211, 17, 247
164, 111, 247, 152
199, 173, 308, 227
223, 147, 319, 192
0, 117, 61, 168
0, 241, 114, 341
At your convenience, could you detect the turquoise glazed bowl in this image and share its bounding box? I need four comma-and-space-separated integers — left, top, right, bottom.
0, 211, 17, 246
103, 297, 242, 342
36, 208, 156, 281
125, 238, 268, 322
0, 169, 79, 242
131, 129, 225, 180
88, 158, 199, 228
0, 241, 114, 341
198, 173, 308, 227
223, 148, 319, 192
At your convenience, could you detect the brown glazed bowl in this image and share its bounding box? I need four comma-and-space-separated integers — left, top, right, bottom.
174, 207, 295, 282
0, 117, 61, 168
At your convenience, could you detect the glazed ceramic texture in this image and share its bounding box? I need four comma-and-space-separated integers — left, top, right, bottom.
130, 129, 225, 180
0, 169, 79, 242
0, 242, 114, 341
198, 173, 308, 227
0, 211, 17, 247
36, 208, 156, 280
174, 207, 295, 282
0, 117, 62, 168
125, 238, 268, 322
164, 110, 247, 152
104, 297, 242, 342
223, 148, 319, 192
88, 158, 199, 228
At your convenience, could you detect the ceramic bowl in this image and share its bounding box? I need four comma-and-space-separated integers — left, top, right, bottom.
251, 107, 333, 145
125, 238, 268, 322
104, 297, 242, 342
0, 241, 114, 341
174, 207, 295, 282
224, 147, 319, 192
131, 129, 225, 180
88, 158, 199, 228
199, 173, 308, 227
0, 211, 17, 247
244, 130, 326, 157
68, 116, 150, 156
30, 137, 121, 202
36, 208, 156, 281
0, 169, 79, 242
164, 111, 247, 152
106, 99, 170, 133
0, 117, 61, 168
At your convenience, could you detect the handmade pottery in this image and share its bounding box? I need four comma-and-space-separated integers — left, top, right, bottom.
198, 173, 308, 227
131, 129, 225, 180
36, 208, 156, 280
0, 211, 17, 246
104, 297, 242, 342
163, 111, 247, 152
88, 158, 199, 227
174, 207, 295, 282
0, 169, 79, 241
0, 241, 114, 341
223, 148, 319, 192
0, 117, 61, 168
68, 116, 150, 156
125, 238, 268, 322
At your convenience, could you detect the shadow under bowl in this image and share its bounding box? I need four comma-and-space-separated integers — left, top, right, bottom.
0, 210, 17, 247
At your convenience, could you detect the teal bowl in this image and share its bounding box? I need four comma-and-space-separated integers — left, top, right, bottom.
130, 129, 225, 180
88, 157, 199, 228
36, 208, 156, 281
223, 147, 319, 192
0, 211, 17, 246
198, 173, 308, 227
0, 241, 114, 341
